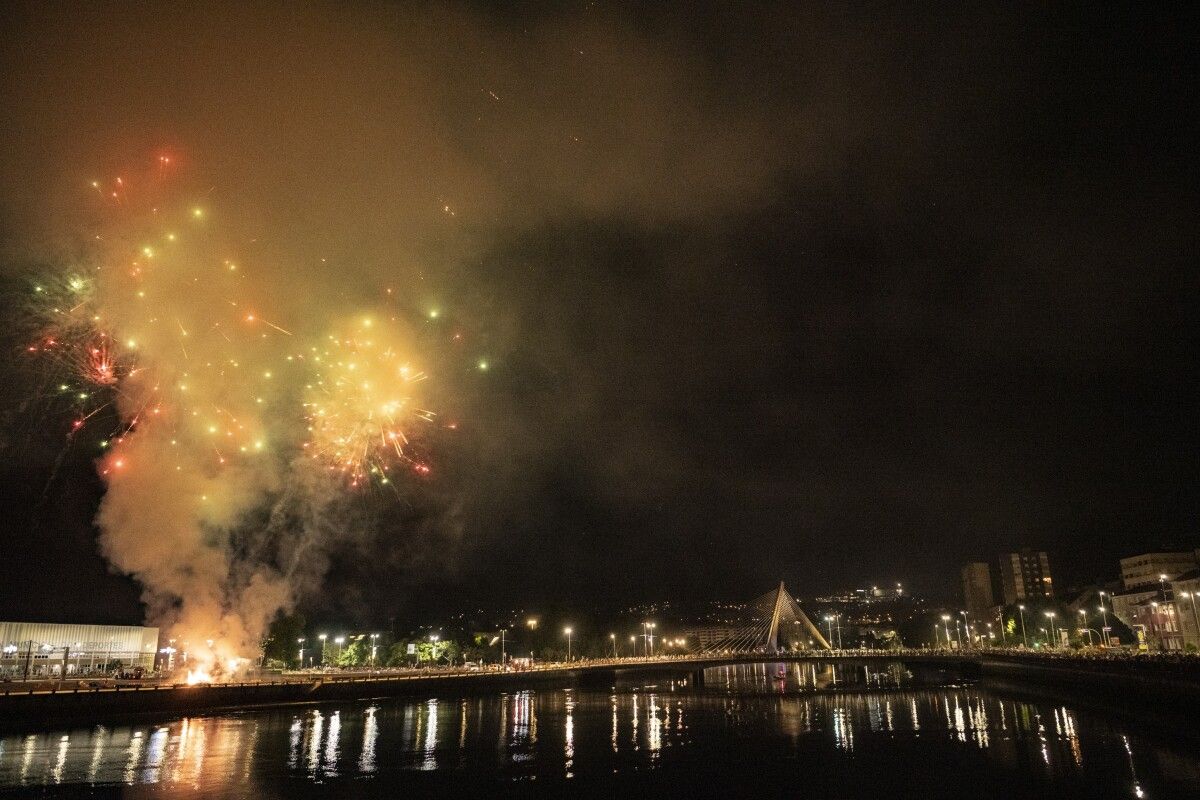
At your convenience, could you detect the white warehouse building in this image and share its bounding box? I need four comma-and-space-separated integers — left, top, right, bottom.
0, 621, 159, 678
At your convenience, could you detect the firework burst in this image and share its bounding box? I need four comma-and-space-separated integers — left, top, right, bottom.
27, 156, 440, 488
20, 153, 455, 679
302, 319, 436, 487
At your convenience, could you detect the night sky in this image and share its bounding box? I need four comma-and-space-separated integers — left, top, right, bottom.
0, 2, 1195, 627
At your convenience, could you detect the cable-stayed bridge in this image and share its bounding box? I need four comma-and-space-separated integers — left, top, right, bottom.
694, 582, 831, 654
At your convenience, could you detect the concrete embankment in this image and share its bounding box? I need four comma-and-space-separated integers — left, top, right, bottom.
981, 654, 1200, 732
0, 669, 599, 730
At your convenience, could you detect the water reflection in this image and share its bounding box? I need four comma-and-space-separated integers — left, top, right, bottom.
141, 727, 167, 784
704, 660, 928, 694
122, 730, 143, 785
358, 706, 377, 774
51, 734, 70, 784
647, 693, 662, 757
832, 707, 853, 751
305, 710, 322, 778
610, 694, 618, 753
1, 681, 1198, 796
420, 700, 437, 771
564, 690, 575, 778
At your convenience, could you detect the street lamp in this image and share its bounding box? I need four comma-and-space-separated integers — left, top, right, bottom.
526, 618, 538, 630
297, 637, 306, 668
333, 636, 346, 666
609, 633, 618, 658
1044, 611, 1057, 646
1150, 601, 1161, 649
960, 611, 971, 649
1099, 591, 1111, 646
828, 616, 838, 649
564, 627, 573, 662
370, 633, 379, 667
940, 615, 952, 649
933, 624, 941, 649
1078, 609, 1088, 645
642, 622, 657, 657
1018, 605, 1028, 648
2, 643, 16, 677
319, 634, 328, 666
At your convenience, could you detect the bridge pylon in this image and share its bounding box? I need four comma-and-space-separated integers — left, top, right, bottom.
699, 582, 831, 654
758, 581, 831, 652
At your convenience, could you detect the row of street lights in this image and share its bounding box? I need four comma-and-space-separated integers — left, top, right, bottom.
935, 598, 1118, 650
295, 621, 685, 667
508, 621, 680, 662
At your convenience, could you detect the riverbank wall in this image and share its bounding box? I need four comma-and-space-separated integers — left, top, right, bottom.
0, 670, 592, 730
980, 654, 1200, 733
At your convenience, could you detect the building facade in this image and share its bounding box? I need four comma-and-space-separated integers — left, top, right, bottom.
683, 626, 738, 650
1111, 589, 1156, 639
0, 622, 159, 678
997, 549, 1054, 605
1173, 571, 1200, 651
961, 562, 995, 615
1119, 551, 1199, 591
1126, 598, 1183, 651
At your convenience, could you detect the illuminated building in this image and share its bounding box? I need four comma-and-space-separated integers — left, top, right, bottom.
997, 549, 1054, 605
1119, 551, 1199, 591
0, 621, 159, 677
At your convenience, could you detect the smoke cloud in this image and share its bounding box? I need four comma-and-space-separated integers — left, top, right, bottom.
0, 1, 827, 662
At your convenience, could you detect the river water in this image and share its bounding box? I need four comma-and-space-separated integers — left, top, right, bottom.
1, 661, 1197, 797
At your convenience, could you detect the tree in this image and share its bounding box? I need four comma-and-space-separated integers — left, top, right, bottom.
416, 639, 459, 664
262, 612, 306, 667
336, 638, 369, 668
385, 642, 413, 667
539, 646, 566, 662
462, 643, 488, 664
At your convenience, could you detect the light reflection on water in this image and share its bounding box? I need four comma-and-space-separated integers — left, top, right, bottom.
2, 669, 1199, 796
703, 659, 922, 693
